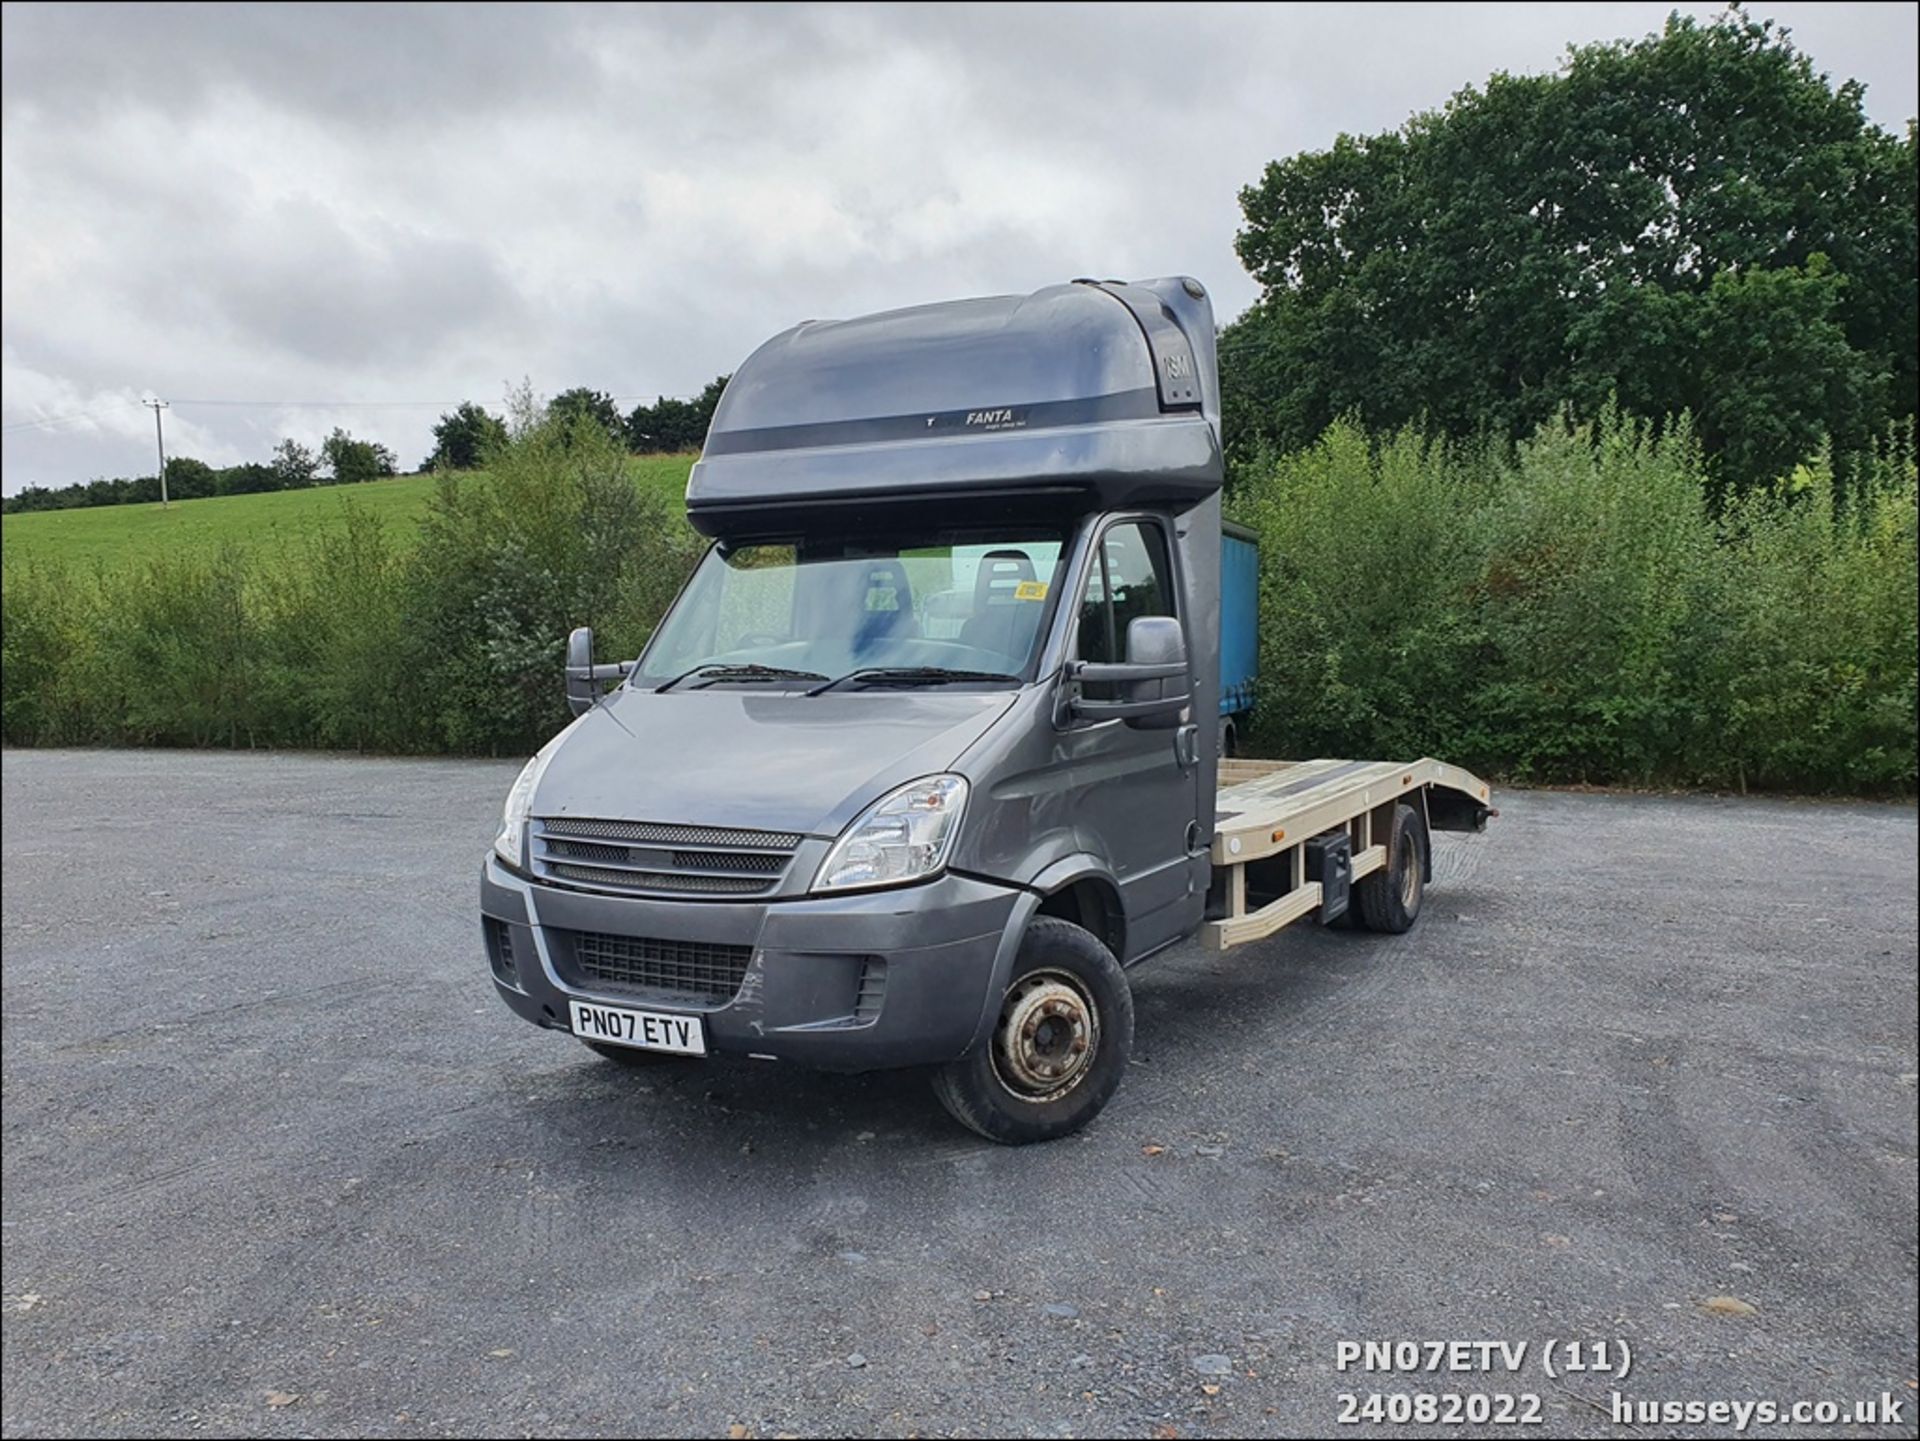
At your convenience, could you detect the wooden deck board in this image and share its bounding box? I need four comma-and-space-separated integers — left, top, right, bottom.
1210, 756, 1493, 868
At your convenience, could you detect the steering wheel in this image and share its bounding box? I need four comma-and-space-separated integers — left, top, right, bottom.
731, 632, 788, 649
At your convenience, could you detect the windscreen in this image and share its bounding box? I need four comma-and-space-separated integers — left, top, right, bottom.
637, 529, 1070, 687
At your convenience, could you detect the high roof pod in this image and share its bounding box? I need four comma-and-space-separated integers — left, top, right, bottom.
686, 277, 1223, 535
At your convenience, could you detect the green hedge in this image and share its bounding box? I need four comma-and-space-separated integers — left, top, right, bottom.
1229, 413, 1917, 793
1, 414, 702, 756
3, 409, 1913, 793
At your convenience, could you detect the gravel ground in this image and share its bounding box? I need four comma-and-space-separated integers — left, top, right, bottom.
2, 749, 1915, 1439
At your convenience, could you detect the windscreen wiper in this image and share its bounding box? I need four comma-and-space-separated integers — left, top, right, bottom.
655, 663, 829, 693
807, 666, 1022, 696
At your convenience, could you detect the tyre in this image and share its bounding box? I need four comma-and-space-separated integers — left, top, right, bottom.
931, 917, 1133, 1145
580, 1039, 681, 1068
1352, 801, 1427, 934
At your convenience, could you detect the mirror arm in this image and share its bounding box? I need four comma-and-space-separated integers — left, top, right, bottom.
1068, 660, 1189, 684
1070, 694, 1190, 721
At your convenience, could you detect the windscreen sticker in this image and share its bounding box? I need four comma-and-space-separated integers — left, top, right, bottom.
1014, 580, 1049, 601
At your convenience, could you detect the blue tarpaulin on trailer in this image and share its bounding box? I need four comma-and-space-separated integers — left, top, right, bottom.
1221, 524, 1258, 718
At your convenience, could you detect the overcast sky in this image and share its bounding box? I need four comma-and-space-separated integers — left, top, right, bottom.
2, 2, 1914, 494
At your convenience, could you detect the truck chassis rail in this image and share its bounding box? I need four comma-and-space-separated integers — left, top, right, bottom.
1206, 757, 1493, 951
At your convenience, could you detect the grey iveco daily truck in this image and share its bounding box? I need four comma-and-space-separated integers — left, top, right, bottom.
481, 276, 1493, 1143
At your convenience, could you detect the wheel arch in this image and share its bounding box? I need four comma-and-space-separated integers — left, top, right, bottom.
1027, 856, 1127, 962
958, 857, 1126, 1058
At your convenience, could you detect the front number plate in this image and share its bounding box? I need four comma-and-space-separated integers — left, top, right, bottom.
568, 999, 707, 1056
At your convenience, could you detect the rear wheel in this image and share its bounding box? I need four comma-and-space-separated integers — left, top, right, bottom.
1352, 801, 1427, 934
932, 918, 1133, 1144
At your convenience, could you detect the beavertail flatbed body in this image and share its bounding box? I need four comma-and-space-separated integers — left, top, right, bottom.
1207, 757, 1494, 950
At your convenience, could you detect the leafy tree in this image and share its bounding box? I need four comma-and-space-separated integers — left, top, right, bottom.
2, 481, 93, 513
547, 387, 625, 448
626, 396, 696, 452
627, 374, 729, 453
1225, 8, 1918, 496
1, 485, 55, 514
321, 428, 399, 485
404, 387, 700, 751
163, 457, 217, 501
426, 401, 507, 471
86, 477, 125, 506
215, 462, 279, 496
272, 438, 320, 490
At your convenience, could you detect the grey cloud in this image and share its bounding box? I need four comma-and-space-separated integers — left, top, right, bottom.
169, 203, 533, 367
4, 1, 1915, 494
1, 1, 596, 128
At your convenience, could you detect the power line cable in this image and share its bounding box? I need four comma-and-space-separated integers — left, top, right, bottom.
1, 403, 141, 435
166, 392, 707, 407
5, 390, 713, 437
166, 398, 466, 408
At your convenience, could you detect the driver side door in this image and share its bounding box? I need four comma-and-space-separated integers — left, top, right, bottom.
1062, 516, 1203, 959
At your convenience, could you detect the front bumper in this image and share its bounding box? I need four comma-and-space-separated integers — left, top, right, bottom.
479, 857, 1024, 1071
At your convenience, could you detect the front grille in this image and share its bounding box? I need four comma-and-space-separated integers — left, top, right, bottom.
566, 931, 754, 1004
542, 837, 786, 875
532, 816, 801, 899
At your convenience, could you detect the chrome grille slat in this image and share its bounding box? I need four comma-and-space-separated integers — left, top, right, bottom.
540, 848, 782, 881
544, 834, 796, 858
532, 816, 802, 899
541, 817, 802, 849
544, 862, 773, 894
540, 838, 785, 878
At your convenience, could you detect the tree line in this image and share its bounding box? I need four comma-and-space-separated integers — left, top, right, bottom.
4, 429, 398, 513
1221, 9, 1917, 506
1, 377, 730, 515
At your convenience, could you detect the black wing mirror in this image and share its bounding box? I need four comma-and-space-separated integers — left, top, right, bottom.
564, 626, 634, 716
1067, 616, 1190, 730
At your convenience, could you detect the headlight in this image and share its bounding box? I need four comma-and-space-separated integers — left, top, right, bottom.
493, 744, 557, 868
813, 774, 969, 893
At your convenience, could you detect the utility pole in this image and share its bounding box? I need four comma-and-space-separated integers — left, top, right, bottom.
144, 396, 170, 507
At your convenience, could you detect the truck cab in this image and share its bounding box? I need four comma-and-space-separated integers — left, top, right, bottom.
480, 276, 1486, 1143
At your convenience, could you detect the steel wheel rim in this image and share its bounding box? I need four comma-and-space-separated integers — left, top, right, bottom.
991, 968, 1099, 1102
1398, 832, 1421, 909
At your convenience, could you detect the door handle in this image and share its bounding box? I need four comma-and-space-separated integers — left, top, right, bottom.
1175, 723, 1199, 770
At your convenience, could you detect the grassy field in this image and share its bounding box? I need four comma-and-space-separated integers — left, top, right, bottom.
1, 454, 696, 572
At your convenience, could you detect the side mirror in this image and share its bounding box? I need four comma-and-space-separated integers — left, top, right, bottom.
1068, 615, 1191, 729
564, 626, 634, 716
1119, 616, 1189, 729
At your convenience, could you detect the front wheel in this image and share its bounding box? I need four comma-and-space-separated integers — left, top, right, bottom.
932, 917, 1133, 1145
